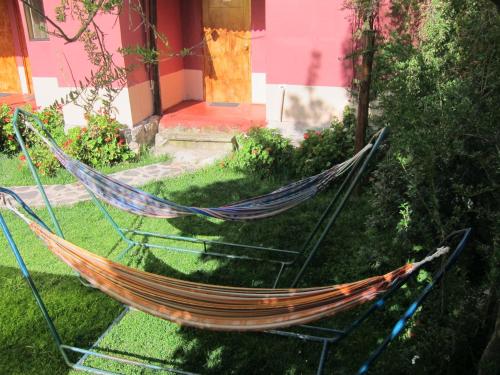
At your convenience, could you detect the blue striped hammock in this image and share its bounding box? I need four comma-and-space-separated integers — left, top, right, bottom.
29, 123, 372, 221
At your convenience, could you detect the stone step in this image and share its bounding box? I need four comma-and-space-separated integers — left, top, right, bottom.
154, 127, 238, 157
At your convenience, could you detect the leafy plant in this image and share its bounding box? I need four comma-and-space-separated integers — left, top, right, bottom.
226, 128, 294, 178
1, 104, 135, 176
64, 113, 135, 168
0, 104, 65, 157
0, 104, 17, 155
367, 0, 500, 372
294, 107, 356, 177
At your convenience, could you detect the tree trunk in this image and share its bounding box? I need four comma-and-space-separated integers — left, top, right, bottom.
478, 290, 500, 375
355, 16, 376, 153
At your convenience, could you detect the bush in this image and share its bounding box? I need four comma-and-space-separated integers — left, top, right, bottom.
1, 104, 65, 156
366, 0, 500, 372
64, 114, 134, 168
226, 128, 294, 178
1, 104, 135, 176
0, 105, 17, 155
294, 107, 355, 177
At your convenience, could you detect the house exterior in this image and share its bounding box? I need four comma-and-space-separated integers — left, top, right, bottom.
1, 0, 355, 140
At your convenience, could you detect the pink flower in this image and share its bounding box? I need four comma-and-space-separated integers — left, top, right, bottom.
303, 133, 310, 140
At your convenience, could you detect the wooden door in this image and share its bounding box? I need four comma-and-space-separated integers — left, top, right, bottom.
0, 0, 22, 93
202, 0, 251, 103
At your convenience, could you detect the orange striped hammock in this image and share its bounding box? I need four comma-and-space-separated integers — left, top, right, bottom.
25, 217, 448, 332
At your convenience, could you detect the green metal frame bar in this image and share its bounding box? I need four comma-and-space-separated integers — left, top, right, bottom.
11, 109, 64, 237
11, 108, 387, 289
0, 205, 471, 375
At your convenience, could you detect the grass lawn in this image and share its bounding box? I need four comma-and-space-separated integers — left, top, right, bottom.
0, 164, 459, 374
0, 151, 170, 187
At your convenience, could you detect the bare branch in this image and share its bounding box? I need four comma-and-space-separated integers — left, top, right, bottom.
20, 0, 107, 44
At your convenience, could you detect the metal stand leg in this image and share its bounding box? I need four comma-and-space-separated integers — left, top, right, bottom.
317, 341, 330, 375
290, 128, 388, 287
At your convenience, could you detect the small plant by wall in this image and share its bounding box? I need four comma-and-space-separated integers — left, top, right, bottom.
225, 128, 294, 178
294, 107, 356, 177
1, 104, 135, 176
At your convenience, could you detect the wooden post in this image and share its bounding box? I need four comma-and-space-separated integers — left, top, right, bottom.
355, 13, 376, 153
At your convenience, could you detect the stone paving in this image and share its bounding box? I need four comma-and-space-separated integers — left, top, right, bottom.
2, 146, 230, 208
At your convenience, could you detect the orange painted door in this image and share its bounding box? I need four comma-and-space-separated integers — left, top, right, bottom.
202, 0, 251, 103
0, 0, 22, 93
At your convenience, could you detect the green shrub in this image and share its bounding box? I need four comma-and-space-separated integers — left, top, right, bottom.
227, 128, 294, 178
0, 104, 17, 155
0, 104, 65, 157
64, 113, 135, 168
294, 107, 355, 177
2, 104, 135, 176
366, 0, 500, 372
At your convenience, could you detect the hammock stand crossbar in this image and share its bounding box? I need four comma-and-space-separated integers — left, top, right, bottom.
0, 195, 471, 375
11, 108, 387, 287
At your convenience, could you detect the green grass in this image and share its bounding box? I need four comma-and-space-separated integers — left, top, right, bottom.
0, 164, 458, 374
0, 150, 170, 187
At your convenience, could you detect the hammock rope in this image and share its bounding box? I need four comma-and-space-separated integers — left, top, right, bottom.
4, 198, 449, 332
24, 120, 374, 221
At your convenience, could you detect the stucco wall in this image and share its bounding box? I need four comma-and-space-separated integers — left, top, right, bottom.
157, 0, 185, 110
264, 0, 355, 138
156, 0, 270, 107
18, 0, 153, 127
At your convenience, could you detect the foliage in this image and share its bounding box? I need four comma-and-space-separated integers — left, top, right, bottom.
367, 0, 500, 372
1, 104, 135, 176
226, 128, 294, 178
0, 104, 65, 157
64, 113, 134, 168
0, 104, 17, 155
294, 107, 356, 177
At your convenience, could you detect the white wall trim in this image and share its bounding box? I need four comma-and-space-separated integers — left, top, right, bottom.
266, 83, 351, 141
159, 70, 185, 111
17, 66, 29, 94
128, 80, 154, 125
251, 73, 266, 104
183, 69, 203, 101
31, 77, 135, 127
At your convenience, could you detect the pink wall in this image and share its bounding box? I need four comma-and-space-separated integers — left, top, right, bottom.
264, 0, 353, 87
251, 0, 266, 73
180, 0, 203, 71
157, 0, 184, 76
119, 1, 149, 86
19, 0, 126, 88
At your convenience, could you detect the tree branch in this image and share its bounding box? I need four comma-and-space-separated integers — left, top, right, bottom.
20, 0, 107, 44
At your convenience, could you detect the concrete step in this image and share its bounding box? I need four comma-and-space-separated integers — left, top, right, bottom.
154, 127, 238, 160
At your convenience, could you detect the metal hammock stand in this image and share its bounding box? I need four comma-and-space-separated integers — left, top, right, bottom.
0, 201, 471, 375
11, 108, 387, 288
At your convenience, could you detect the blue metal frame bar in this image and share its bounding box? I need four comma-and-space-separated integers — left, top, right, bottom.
357, 228, 472, 374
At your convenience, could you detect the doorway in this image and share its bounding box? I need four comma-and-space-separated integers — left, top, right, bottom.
202, 0, 251, 103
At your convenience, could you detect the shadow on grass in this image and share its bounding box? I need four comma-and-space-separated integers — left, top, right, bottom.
136, 175, 342, 287
0, 265, 122, 375
106, 173, 386, 374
